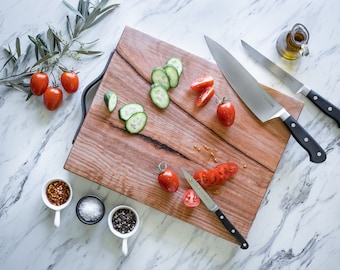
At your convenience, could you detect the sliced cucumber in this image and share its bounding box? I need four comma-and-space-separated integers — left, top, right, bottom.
125, 112, 147, 134
104, 91, 118, 112
151, 67, 170, 90
166, 57, 183, 76
149, 83, 170, 109
163, 64, 179, 88
119, 103, 144, 121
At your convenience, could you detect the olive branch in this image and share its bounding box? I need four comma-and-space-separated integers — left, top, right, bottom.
0, 0, 119, 100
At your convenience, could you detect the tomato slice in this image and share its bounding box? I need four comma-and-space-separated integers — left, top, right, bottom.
206, 169, 220, 187
193, 169, 210, 187
183, 189, 201, 207
190, 75, 214, 91
226, 162, 238, 177
213, 165, 227, 184
196, 86, 215, 107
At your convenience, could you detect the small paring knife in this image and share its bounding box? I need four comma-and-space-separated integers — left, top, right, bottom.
181, 168, 249, 249
241, 40, 340, 127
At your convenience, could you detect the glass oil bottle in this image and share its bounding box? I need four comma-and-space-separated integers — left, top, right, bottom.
276, 23, 310, 60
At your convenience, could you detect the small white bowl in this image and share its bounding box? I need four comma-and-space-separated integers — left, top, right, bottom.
108, 205, 140, 256
42, 178, 73, 227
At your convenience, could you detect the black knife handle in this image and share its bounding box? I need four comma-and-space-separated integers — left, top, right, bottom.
215, 209, 249, 249
306, 89, 340, 127
283, 115, 326, 163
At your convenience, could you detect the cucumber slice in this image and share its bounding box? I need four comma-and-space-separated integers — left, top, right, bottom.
119, 103, 144, 121
164, 64, 179, 88
151, 67, 170, 90
125, 112, 147, 134
104, 91, 118, 112
149, 83, 170, 109
166, 57, 183, 76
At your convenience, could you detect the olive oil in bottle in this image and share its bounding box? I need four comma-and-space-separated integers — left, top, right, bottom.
276, 23, 310, 60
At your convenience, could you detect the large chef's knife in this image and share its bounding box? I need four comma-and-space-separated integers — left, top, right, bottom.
205, 36, 326, 163
241, 40, 340, 127
181, 168, 249, 249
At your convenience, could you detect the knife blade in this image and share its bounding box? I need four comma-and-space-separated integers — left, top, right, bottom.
181, 168, 249, 249
205, 36, 326, 163
241, 40, 340, 127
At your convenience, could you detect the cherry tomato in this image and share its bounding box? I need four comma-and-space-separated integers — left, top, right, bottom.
157, 162, 179, 193
183, 189, 200, 207
217, 98, 235, 126
30, 72, 49, 96
61, 71, 79, 93
196, 86, 215, 107
190, 75, 214, 91
43, 86, 63, 110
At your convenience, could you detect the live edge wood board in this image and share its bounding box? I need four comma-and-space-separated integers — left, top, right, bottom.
64, 26, 304, 246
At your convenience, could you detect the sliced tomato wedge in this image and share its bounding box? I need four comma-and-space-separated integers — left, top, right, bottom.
190, 75, 214, 91
196, 86, 215, 107
183, 189, 201, 207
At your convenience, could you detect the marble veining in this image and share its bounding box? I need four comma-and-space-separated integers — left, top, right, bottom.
1, 0, 340, 269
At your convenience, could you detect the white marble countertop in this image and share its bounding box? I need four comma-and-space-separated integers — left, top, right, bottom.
1, 0, 340, 269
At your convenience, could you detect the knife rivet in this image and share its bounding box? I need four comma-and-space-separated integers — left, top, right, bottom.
328, 106, 333, 112
290, 123, 296, 128
313, 96, 318, 101
304, 137, 309, 143
231, 229, 236, 234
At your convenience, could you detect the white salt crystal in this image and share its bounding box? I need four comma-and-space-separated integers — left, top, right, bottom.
78, 197, 104, 222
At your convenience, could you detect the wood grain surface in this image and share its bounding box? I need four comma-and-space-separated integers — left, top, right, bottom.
64, 26, 304, 246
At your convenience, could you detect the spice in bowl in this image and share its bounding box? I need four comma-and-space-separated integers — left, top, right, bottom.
46, 180, 71, 206
76, 195, 105, 225
112, 208, 137, 234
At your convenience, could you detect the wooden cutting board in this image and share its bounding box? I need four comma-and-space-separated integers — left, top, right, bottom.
64, 26, 304, 245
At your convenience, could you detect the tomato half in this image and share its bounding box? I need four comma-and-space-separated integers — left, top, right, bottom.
190, 75, 214, 91
43, 86, 63, 110
196, 86, 215, 107
30, 72, 49, 96
61, 71, 79, 93
217, 98, 235, 126
183, 189, 200, 207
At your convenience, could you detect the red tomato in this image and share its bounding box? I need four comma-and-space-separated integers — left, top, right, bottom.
43, 86, 63, 110
183, 189, 200, 207
61, 71, 79, 93
190, 75, 214, 91
193, 169, 210, 187
30, 72, 49, 96
217, 98, 235, 126
157, 162, 179, 193
196, 86, 215, 107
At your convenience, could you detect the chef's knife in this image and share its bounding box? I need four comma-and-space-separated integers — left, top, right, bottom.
181, 168, 249, 249
205, 36, 326, 163
241, 40, 340, 127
